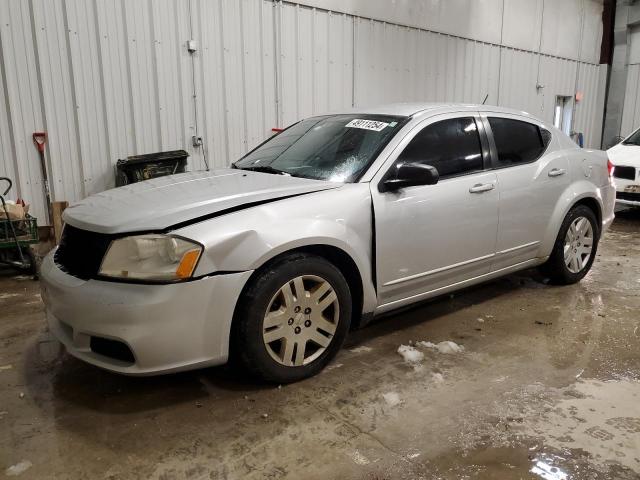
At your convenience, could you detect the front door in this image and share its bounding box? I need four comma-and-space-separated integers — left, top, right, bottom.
371, 114, 499, 309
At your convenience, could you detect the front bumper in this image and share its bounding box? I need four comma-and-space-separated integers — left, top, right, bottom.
40, 252, 252, 375
617, 198, 640, 207
614, 177, 640, 207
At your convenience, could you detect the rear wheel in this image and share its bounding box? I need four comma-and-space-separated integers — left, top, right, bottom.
232, 253, 352, 383
540, 205, 599, 284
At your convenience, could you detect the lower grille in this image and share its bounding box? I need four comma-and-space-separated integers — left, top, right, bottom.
54, 225, 113, 279
613, 165, 637, 181
616, 191, 640, 202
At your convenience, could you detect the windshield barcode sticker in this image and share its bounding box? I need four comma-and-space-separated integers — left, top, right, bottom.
345, 119, 389, 131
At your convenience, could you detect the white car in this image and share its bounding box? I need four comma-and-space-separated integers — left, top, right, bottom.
607, 128, 640, 207
40, 104, 615, 382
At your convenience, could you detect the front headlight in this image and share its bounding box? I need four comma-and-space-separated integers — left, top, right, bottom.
99, 234, 202, 281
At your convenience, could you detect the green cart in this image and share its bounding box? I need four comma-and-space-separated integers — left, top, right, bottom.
0, 177, 38, 274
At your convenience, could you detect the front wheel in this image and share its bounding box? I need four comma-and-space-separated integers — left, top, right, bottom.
231, 253, 352, 383
540, 205, 599, 284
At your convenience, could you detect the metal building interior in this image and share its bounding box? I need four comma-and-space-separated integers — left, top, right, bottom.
1, 0, 639, 479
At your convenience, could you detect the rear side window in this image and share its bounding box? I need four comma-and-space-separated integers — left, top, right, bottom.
488, 117, 550, 167
396, 117, 483, 179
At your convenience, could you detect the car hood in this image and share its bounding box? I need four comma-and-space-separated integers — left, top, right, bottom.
607, 143, 640, 167
63, 169, 340, 234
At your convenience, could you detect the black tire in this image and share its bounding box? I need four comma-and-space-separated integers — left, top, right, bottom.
231, 253, 352, 383
539, 205, 599, 285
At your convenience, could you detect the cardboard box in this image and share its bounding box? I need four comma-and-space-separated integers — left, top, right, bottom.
0, 202, 25, 220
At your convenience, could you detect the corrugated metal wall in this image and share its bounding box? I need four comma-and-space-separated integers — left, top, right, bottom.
354, 21, 502, 106
354, 19, 605, 150
621, 60, 640, 138
0, 0, 606, 223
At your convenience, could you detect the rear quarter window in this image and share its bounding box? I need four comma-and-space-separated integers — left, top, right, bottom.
488, 117, 551, 167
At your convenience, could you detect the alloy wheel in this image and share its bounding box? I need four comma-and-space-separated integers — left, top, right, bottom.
262, 275, 340, 367
563, 216, 594, 274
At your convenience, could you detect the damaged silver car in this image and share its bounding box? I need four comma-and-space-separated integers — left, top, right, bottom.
41, 103, 615, 382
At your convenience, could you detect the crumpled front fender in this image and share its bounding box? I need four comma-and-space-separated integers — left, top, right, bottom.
175, 184, 377, 313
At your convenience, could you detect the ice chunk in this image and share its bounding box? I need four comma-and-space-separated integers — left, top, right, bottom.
349, 450, 370, 465
5, 461, 32, 476
417, 340, 464, 354
382, 392, 402, 407
435, 341, 464, 354
397, 345, 424, 364
350, 346, 372, 354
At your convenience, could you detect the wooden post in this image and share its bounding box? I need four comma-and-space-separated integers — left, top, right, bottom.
52, 201, 68, 245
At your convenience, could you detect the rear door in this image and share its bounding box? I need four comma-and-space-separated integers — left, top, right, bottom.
482, 114, 568, 270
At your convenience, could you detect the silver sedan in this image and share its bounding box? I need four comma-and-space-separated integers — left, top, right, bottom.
41, 103, 615, 382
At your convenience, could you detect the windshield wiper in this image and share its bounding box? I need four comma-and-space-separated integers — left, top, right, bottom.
234, 164, 290, 176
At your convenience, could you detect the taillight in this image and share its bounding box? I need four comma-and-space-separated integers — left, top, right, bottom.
607, 159, 614, 177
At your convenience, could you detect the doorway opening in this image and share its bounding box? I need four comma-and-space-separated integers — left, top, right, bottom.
554, 95, 573, 136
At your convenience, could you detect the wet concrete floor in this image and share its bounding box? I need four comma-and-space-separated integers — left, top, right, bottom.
1, 209, 639, 479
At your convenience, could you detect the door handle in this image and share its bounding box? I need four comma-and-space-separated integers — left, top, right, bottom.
469, 183, 495, 193
548, 168, 566, 177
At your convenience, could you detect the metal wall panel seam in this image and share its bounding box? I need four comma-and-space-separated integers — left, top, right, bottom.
496, 0, 505, 105
239, 0, 249, 152
120, 0, 138, 153
148, 0, 162, 151
217, 0, 230, 165
274, 0, 283, 128
351, 12, 355, 107
92, 0, 112, 176
259, 0, 268, 138
0, 6, 20, 193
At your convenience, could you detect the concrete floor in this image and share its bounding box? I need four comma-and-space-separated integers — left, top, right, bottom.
1, 209, 639, 480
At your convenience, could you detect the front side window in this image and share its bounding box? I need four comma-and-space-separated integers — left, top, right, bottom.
394, 117, 484, 179
234, 114, 405, 182
488, 117, 550, 167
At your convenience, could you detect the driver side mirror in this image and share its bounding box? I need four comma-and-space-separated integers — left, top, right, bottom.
380, 162, 439, 192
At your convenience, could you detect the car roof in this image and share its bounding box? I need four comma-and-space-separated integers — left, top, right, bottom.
342, 102, 536, 119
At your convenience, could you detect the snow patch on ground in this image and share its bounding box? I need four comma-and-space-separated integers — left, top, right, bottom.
5, 461, 32, 476
382, 391, 403, 407
349, 450, 370, 465
0, 293, 19, 300
350, 346, 372, 354
417, 340, 464, 354
397, 345, 424, 364
324, 363, 343, 372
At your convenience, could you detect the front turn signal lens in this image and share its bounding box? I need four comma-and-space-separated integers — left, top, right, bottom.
176, 249, 201, 279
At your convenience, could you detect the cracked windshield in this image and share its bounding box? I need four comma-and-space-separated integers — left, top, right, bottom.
233, 114, 405, 182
